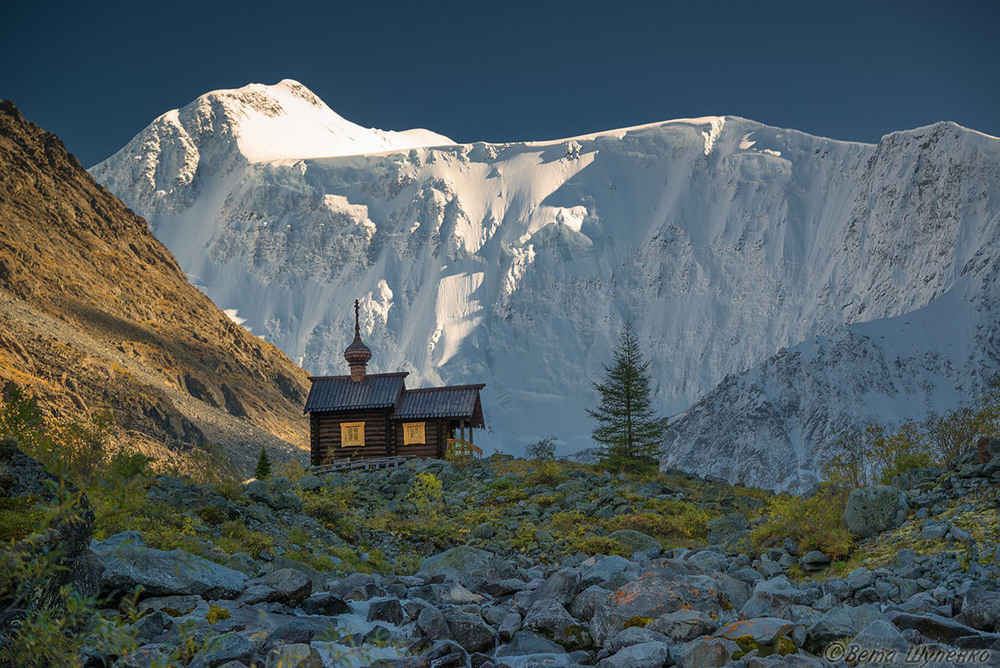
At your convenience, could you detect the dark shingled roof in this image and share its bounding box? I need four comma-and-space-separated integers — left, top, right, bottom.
304, 373, 408, 412
394, 384, 485, 426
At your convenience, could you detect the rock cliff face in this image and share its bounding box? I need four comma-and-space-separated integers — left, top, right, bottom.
0, 101, 309, 468
91, 81, 1000, 487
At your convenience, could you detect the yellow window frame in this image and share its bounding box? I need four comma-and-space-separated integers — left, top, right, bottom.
340, 421, 365, 447
402, 422, 426, 445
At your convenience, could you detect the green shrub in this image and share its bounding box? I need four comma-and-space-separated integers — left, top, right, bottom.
568, 535, 631, 557
197, 505, 228, 526
525, 436, 557, 461
749, 484, 853, 559
0, 496, 45, 542
606, 503, 713, 543
526, 459, 564, 486
406, 472, 442, 522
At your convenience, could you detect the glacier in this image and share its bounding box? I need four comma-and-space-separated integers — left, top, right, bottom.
91, 80, 1000, 490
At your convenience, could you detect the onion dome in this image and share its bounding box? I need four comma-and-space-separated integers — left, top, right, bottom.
345, 299, 371, 381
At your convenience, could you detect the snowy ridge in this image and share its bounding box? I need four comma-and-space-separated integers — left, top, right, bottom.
89, 80, 453, 215
91, 81, 1000, 490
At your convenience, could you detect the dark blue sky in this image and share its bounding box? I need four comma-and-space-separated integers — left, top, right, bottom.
2, 0, 998, 167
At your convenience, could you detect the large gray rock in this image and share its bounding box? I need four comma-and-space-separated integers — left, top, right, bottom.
607, 529, 660, 554
673, 636, 738, 668
889, 611, 987, 644
521, 599, 592, 651
99, 547, 247, 599
188, 632, 255, 668
262, 568, 312, 605
416, 605, 452, 641
580, 555, 630, 588
842, 485, 908, 539
740, 576, 819, 619
524, 567, 580, 607
591, 571, 734, 646
650, 608, 718, 642
418, 546, 512, 587
570, 584, 613, 622
958, 588, 1000, 632
850, 619, 909, 655
367, 597, 404, 626
596, 641, 672, 668
717, 617, 799, 647
444, 609, 495, 654
805, 604, 888, 651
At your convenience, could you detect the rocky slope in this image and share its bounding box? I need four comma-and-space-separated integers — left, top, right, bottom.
0, 101, 309, 469
90, 81, 1000, 488
5, 438, 999, 667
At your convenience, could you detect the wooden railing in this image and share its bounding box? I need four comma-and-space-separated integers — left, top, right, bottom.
446, 438, 482, 459
310, 455, 412, 475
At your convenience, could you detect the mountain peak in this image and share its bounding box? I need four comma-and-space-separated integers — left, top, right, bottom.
162, 79, 455, 164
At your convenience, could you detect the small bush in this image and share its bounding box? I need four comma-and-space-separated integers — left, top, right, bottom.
568, 535, 631, 557
525, 436, 556, 461
279, 458, 306, 482
606, 503, 713, 543
527, 460, 564, 486
406, 472, 443, 522
197, 505, 228, 526
749, 484, 853, 559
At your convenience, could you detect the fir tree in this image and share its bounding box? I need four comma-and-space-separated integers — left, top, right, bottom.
587, 321, 666, 472
254, 446, 271, 480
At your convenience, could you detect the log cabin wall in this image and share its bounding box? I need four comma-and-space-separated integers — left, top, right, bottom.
393, 418, 451, 459
313, 408, 394, 463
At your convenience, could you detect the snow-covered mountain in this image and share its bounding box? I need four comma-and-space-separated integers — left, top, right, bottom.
91, 80, 1000, 490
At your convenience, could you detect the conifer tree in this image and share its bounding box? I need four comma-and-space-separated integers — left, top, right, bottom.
588, 321, 665, 471
254, 446, 271, 480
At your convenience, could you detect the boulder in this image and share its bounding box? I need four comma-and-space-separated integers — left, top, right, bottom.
889, 611, 988, 644
673, 636, 738, 668
607, 529, 660, 554
418, 546, 512, 587
416, 605, 452, 641
494, 630, 566, 658
300, 591, 348, 616
805, 604, 888, 651
188, 632, 255, 668
262, 568, 312, 605
521, 598, 592, 651
842, 486, 908, 539
603, 625, 668, 653
98, 547, 247, 599
596, 641, 672, 668
444, 610, 495, 654
569, 584, 612, 622
846, 567, 875, 591
957, 588, 1000, 632
798, 551, 831, 572
650, 608, 718, 643
849, 619, 909, 655
367, 597, 404, 626
498, 612, 521, 642
591, 570, 734, 646
579, 554, 630, 588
